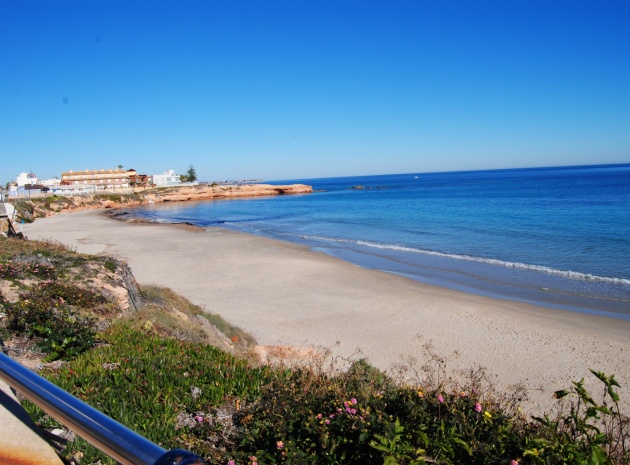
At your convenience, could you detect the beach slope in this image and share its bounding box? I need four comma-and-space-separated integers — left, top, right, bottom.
23, 210, 630, 414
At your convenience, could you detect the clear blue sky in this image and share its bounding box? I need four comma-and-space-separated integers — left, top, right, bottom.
2, 0, 629, 183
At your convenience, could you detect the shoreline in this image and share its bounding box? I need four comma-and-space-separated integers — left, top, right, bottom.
123, 194, 630, 322
22, 209, 630, 415
307, 245, 630, 323
4, 183, 313, 223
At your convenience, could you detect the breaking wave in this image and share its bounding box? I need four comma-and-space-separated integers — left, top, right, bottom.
269, 231, 630, 286
352, 240, 630, 286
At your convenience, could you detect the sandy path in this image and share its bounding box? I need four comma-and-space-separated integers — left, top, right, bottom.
22, 210, 630, 414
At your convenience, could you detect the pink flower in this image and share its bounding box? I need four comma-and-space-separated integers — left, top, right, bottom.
228, 461, 235, 465
277, 440, 284, 449
194, 416, 203, 422
475, 403, 482, 413
437, 394, 444, 403
316, 413, 322, 419
350, 398, 358, 405
325, 419, 330, 425
510, 461, 519, 465
459, 391, 467, 397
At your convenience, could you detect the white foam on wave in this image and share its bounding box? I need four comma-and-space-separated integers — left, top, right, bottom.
353, 240, 630, 286
221, 227, 630, 287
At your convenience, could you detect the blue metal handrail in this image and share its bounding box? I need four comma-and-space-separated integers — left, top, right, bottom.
0, 352, 205, 465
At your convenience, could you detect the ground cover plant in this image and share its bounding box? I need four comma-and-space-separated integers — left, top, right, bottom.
24, 337, 630, 465
1, 238, 119, 360
25, 322, 281, 464
1, 236, 629, 464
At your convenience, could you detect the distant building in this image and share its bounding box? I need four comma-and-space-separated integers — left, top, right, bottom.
7, 184, 50, 198
40, 177, 62, 187
128, 171, 151, 187
24, 184, 50, 195
61, 168, 138, 189
16, 172, 38, 187
152, 169, 181, 187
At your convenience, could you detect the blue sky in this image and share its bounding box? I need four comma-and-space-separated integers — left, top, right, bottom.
1, 0, 629, 183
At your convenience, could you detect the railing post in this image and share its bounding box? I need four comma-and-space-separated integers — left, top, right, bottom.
0, 353, 206, 465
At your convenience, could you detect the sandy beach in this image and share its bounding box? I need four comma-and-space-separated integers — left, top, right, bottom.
22, 209, 630, 415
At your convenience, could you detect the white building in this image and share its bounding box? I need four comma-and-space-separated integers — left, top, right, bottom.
41, 177, 62, 187
152, 169, 181, 187
16, 172, 37, 187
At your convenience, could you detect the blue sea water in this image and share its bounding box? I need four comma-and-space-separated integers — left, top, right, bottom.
132, 164, 630, 320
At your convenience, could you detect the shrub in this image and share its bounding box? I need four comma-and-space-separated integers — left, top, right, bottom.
4, 299, 96, 361
211, 365, 628, 464
104, 258, 118, 272
3, 281, 105, 360
524, 370, 629, 464
27, 280, 108, 309
0, 260, 56, 280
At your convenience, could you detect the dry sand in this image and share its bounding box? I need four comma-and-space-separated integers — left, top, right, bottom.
22, 210, 630, 415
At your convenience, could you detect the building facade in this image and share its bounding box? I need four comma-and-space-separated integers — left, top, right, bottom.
16, 172, 38, 187
60, 169, 137, 189
152, 169, 181, 187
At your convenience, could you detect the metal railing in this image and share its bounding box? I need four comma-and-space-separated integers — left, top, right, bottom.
0, 352, 206, 465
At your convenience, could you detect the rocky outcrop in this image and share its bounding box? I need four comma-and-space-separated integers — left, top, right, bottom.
142, 183, 312, 204
9, 184, 312, 221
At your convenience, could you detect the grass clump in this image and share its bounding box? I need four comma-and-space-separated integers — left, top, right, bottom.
138, 285, 256, 350
36, 196, 74, 209
93, 193, 123, 202
93, 193, 140, 203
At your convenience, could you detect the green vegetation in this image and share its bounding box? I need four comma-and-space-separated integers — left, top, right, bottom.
180, 164, 198, 183
1, 238, 118, 361
4, 281, 100, 360
26, 323, 278, 463
93, 193, 140, 203
1, 236, 629, 464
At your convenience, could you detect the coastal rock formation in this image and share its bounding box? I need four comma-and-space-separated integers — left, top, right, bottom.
143, 183, 313, 204
8, 184, 312, 221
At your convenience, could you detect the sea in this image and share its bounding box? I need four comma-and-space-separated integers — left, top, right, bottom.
131, 164, 630, 321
